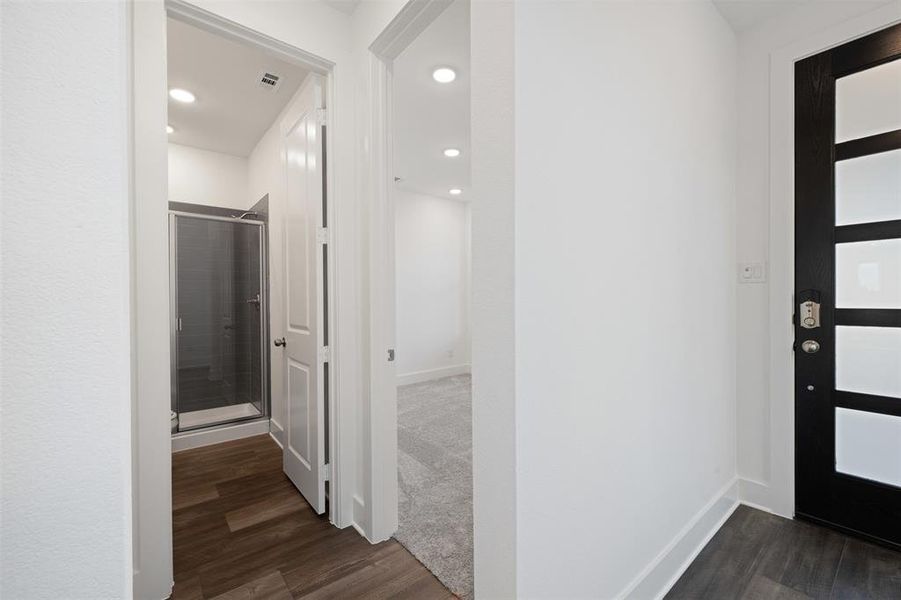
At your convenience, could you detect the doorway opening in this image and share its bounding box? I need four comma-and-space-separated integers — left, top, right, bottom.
164, 11, 334, 468
162, 5, 340, 593
388, 1, 474, 597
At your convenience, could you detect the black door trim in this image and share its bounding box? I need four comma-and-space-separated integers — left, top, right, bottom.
834, 219, 901, 243
834, 308, 901, 327
835, 128, 901, 160
832, 22, 901, 76
834, 390, 901, 418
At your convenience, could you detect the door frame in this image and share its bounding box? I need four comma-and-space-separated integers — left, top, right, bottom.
764, 2, 901, 519
365, 3, 519, 596
364, 0, 456, 544
131, 2, 346, 597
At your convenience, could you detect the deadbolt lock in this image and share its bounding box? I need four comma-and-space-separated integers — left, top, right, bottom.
798, 289, 821, 329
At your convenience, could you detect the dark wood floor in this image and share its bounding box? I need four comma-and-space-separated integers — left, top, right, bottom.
170, 434, 454, 600
667, 504, 901, 599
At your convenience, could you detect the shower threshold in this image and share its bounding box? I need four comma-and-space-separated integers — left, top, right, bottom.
178, 403, 262, 430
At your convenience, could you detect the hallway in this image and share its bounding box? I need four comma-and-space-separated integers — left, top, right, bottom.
170, 435, 453, 599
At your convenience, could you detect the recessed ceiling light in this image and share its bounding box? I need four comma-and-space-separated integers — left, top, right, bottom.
432, 67, 456, 83
169, 88, 195, 103
449, 188, 462, 196
166, 125, 174, 134
443, 148, 461, 158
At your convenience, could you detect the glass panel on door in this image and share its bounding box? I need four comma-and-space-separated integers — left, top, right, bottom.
835, 148, 901, 226
835, 239, 901, 308
835, 58, 901, 143
835, 407, 901, 487
172, 214, 267, 432
835, 326, 901, 399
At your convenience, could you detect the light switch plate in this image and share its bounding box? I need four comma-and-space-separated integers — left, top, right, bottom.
738, 262, 767, 284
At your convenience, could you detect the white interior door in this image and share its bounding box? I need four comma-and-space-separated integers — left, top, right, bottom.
280, 75, 326, 513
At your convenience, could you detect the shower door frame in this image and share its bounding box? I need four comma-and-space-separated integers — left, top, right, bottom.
169, 211, 270, 432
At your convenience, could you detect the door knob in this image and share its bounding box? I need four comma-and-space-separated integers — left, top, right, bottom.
801, 340, 820, 354
274, 337, 286, 347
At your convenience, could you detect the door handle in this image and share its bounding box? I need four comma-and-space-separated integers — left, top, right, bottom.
274, 337, 286, 347
801, 340, 820, 354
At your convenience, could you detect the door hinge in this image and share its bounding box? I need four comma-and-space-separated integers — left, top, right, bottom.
387, 348, 395, 362
315, 108, 327, 126
321, 463, 330, 482
316, 227, 330, 244
319, 346, 331, 363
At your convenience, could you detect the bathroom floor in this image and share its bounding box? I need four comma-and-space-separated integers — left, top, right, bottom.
170, 434, 454, 599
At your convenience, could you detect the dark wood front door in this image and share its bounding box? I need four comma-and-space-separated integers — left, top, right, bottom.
795, 22, 901, 549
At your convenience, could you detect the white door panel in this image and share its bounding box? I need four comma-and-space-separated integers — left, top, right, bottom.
281, 74, 325, 514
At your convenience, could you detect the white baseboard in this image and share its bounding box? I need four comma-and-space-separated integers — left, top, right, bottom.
352, 495, 371, 541
620, 478, 740, 600
396, 363, 471, 386
269, 418, 285, 449
738, 477, 775, 514
171, 419, 270, 452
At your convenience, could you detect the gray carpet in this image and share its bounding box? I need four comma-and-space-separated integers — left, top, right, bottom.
395, 374, 473, 599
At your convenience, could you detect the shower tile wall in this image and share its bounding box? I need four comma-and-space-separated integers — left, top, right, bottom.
175, 217, 263, 418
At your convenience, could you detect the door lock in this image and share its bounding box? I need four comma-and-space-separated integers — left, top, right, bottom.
798, 289, 821, 329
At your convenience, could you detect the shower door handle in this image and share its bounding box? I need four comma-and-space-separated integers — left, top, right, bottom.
274, 337, 286, 347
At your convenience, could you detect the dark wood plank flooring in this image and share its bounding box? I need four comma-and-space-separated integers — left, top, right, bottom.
170, 434, 454, 600
666, 504, 901, 599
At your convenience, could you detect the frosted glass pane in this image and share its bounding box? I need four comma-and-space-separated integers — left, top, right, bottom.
835, 148, 901, 226
836, 407, 901, 488
836, 326, 901, 398
836, 58, 901, 143
836, 239, 901, 308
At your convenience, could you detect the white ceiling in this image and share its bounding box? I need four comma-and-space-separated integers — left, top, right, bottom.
166, 18, 310, 157
321, 0, 360, 15
711, 0, 813, 32
393, 0, 470, 202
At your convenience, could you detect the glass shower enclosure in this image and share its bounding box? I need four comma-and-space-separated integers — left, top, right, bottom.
169, 212, 268, 432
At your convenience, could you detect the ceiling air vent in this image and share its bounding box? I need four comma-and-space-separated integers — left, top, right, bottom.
258, 71, 281, 91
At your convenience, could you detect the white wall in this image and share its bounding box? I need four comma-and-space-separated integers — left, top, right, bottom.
394, 189, 471, 383
0, 2, 134, 598
514, 2, 738, 598
168, 142, 249, 209
734, 0, 895, 515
